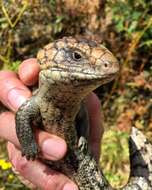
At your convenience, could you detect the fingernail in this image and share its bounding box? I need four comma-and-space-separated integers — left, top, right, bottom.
7, 88, 30, 110
42, 138, 66, 160
63, 183, 78, 190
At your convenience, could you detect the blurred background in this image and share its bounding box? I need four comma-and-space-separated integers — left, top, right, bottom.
0, 0, 151, 189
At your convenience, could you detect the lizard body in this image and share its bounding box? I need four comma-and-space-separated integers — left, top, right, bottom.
15, 37, 152, 189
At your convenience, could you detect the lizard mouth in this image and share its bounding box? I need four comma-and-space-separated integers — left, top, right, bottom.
40, 67, 117, 85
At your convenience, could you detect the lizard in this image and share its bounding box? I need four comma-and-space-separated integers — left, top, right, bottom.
15, 36, 152, 189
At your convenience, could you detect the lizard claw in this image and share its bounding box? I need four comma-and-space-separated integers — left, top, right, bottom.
22, 142, 39, 161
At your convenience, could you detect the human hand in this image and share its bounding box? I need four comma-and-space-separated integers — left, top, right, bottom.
0, 58, 103, 190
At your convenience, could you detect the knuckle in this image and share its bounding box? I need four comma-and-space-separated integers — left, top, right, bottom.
44, 174, 65, 190
44, 177, 58, 190
0, 111, 10, 119
10, 153, 29, 174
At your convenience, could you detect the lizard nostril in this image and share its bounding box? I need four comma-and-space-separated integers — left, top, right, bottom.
104, 61, 110, 68
104, 63, 108, 67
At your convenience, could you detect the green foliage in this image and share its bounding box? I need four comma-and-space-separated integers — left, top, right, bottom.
2, 60, 21, 71
101, 129, 129, 187
107, 0, 152, 68
52, 15, 64, 34
108, 0, 152, 37
0, 159, 29, 190
0, 0, 66, 70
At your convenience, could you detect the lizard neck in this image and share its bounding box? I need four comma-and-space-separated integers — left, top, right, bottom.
36, 80, 93, 146
38, 83, 83, 120
38, 76, 97, 122
37, 72, 100, 146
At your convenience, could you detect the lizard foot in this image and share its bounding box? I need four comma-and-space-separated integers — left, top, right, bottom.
22, 142, 39, 161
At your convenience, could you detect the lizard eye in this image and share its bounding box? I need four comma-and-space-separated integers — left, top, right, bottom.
72, 51, 82, 61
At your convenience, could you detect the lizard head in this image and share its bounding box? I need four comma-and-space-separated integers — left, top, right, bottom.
37, 37, 119, 87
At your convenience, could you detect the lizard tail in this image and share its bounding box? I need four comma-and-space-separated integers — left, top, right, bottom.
122, 127, 152, 190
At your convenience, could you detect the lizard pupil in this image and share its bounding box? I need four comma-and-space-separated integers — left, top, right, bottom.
72, 52, 82, 61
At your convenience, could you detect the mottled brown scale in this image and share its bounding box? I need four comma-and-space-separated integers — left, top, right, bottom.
37, 37, 119, 78
15, 37, 152, 190
37, 49, 45, 60
44, 42, 54, 50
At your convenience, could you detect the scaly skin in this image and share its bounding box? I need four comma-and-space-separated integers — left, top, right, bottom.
15, 37, 152, 189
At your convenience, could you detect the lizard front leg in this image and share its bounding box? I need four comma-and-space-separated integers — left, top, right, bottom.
15, 98, 40, 160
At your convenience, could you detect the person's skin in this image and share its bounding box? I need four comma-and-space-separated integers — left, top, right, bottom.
0, 58, 103, 190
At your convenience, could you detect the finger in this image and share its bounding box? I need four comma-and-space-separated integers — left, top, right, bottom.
0, 71, 31, 112
86, 92, 104, 161
8, 142, 78, 190
18, 58, 40, 86
12, 166, 37, 189
0, 112, 67, 161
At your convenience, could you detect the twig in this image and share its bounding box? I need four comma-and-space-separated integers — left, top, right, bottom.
1, 0, 28, 28
0, 54, 9, 64
124, 17, 152, 68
